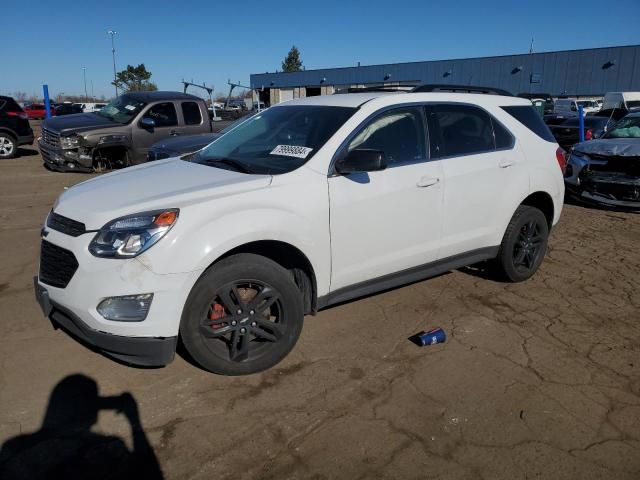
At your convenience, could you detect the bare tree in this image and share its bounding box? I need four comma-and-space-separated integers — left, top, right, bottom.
13, 91, 27, 103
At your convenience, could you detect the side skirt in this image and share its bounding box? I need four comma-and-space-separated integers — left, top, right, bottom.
317, 246, 499, 310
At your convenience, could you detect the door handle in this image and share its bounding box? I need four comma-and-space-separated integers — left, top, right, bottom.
498, 158, 514, 168
417, 176, 440, 188
169, 130, 180, 136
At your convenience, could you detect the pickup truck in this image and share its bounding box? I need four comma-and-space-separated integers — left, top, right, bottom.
39, 91, 211, 172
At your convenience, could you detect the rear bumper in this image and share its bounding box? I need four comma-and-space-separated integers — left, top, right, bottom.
18, 132, 34, 146
35, 277, 177, 367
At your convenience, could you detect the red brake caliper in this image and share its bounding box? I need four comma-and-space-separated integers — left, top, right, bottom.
210, 303, 226, 330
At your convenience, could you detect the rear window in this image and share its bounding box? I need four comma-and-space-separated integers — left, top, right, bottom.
502, 106, 556, 142
430, 104, 495, 157
0, 98, 24, 113
182, 102, 202, 125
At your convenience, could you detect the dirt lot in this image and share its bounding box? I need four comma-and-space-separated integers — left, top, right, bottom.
1, 127, 639, 479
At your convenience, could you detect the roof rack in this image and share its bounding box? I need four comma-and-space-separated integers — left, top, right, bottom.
412, 84, 513, 96
345, 85, 416, 93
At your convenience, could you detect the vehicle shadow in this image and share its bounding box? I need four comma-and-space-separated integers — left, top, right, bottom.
15, 148, 39, 158
0, 374, 164, 479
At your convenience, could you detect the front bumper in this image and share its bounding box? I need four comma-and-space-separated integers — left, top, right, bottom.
35, 278, 177, 366
38, 141, 93, 172
564, 153, 640, 209
35, 227, 203, 365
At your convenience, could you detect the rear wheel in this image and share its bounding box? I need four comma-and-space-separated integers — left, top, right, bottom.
180, 254, 304, 375
494, 205, 549, 282
0, 134, 17, 159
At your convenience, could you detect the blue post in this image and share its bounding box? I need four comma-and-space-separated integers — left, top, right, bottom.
578, 105, 585, 143
43, 85, 51, 119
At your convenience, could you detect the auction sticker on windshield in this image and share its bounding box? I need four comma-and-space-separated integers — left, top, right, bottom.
270, 145, 313, 159
125, 105, 137, 111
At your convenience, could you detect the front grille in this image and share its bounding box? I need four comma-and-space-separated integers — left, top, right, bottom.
41, 127, 60, 147
47, 211, 86, 237
39, 241, 79, 288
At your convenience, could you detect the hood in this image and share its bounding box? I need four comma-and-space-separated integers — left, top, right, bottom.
151, 133, 221, 154
42, 113, 122, 135
54, 158, 272, 229
573, 138, 640, 157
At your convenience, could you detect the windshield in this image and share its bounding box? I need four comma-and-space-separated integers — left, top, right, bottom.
192, 105, 356, 174
605, 116, 640, 138
96, 95, 146, 124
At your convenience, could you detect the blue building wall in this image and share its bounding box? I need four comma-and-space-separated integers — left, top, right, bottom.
250, 45, 640, 96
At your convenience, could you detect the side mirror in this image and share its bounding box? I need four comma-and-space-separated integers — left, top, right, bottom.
335, 149, 387, 174
140, 117, 156, 129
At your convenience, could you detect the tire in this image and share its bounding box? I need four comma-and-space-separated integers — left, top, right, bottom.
494, 205, 549, 282
0, 133, 17, 159
180, 253, 304, 375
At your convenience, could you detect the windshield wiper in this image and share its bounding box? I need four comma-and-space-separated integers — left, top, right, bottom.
199, 157, 255, 174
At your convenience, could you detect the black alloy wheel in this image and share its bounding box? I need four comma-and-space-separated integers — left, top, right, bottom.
512, 218, 545, 274
180, 253, 304, 375
495, 205, 549, 282
201, 280, 285, 363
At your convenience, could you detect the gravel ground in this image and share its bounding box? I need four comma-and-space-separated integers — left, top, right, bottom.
0, 126, 639, 479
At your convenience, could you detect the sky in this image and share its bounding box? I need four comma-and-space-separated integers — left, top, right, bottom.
3, 0, 639, 100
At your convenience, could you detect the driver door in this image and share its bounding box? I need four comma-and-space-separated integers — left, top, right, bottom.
132, 102, 180, 163
328, 106, 444, 291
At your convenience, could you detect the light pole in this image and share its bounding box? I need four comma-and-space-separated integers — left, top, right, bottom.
108, 30, 118, 97
82, 67, 88, 102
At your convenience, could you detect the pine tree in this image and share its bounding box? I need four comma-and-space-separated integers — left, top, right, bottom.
281, 46, 303, 73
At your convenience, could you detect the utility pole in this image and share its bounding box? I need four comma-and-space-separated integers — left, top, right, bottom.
108, 30, 118, 97
82, 67, 88, 102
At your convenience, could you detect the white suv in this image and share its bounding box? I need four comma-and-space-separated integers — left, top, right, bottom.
35, 89, 565, 375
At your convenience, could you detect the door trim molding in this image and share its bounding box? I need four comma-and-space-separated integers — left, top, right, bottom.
317, 246, 499, 310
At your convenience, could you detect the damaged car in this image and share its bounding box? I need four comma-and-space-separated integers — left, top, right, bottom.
564, 112, 640, 209
39, 91, 211, 172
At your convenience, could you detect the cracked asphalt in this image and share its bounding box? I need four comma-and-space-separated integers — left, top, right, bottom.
1, 130, 639, 479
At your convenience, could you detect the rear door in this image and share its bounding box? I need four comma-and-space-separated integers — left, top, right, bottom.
175, 101, 209, 136
427, 103, 525, 258
328, 106, 444, 290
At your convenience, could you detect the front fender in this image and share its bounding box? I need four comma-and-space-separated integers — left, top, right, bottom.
138, 169, 332, 296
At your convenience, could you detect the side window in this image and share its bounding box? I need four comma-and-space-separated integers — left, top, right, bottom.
347, 107, 426, 165
492, 118, 514, 150
145, 102, 177, 127
431, 104, 495, 157
182, 102, 202, 125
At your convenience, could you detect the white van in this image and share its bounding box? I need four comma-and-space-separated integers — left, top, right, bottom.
602, 92, 640, 111
554, 99, 579, 116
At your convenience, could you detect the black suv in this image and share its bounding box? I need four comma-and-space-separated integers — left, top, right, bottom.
0, 96, 34, 159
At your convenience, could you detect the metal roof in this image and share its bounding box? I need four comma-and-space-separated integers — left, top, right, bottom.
251, 45, 640, 97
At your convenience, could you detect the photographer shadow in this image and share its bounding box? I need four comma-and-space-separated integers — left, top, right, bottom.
0, 374, 163, 479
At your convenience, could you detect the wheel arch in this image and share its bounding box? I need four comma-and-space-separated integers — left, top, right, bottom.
212, 240, 318, 315
520, 191, 555, 229
0, 128, 17, 139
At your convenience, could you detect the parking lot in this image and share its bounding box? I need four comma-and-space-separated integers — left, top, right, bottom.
1, 124, 639, 479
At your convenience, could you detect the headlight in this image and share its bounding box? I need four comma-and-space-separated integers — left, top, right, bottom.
60, 134, 81, 149
89, 209, 179, 258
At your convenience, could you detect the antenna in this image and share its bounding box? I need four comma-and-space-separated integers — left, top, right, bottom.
529, 37, 534, 54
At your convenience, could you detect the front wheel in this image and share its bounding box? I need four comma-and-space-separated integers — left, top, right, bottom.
180, 254, 304, 375
494, 205, 549, 282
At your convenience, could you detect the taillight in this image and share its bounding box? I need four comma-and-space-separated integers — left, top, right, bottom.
556, 147, 567, 173
585, 129, 593, 140
6, 111, 29, 120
